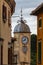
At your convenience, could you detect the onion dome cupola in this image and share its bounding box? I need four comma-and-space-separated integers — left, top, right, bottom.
14, 9, 31, 33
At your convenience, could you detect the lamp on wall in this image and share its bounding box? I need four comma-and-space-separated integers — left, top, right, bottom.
11, 37, 17, 43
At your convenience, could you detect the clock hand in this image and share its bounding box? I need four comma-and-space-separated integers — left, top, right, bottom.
23, 38, 26, 41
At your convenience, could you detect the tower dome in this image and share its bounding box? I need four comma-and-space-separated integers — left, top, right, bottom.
14, 21, 30, 33
14, 9, 30, 33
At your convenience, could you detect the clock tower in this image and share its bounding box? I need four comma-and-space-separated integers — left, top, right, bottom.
13, 9, 31, 65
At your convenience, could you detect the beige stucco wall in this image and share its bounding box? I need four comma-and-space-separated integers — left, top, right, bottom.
14, 33, 31, 65
0, 0, 11, 64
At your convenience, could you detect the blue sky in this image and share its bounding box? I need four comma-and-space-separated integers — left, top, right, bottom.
11, 0, 43, 37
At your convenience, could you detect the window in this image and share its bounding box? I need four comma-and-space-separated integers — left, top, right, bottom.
38, 40, 41, 64
38, 18, 42, 28
2, 5, 7, 23
13, 55, 17, 65
8, 11, 11, 27
1, 45, 3, 65
22, 46, 27, 53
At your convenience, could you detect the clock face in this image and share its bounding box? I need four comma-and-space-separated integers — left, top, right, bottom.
22, 36, 28, 44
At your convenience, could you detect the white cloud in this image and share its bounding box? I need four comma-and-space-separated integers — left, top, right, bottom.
15, 0, 43, 8
11, 0, 43, 36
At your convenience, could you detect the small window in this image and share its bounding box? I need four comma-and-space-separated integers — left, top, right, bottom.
22, 46, 27, 53
2, 5, 7, 23
38, 40, 41, 64
38, 18, 42, 28
8, 11, 11, 27
13, 55, 17, 65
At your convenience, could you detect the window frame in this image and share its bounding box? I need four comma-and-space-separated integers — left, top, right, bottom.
38, 17, 42, 29
13, 55, 17, 65
2, 5, 7, 23
8, 10, 11, 27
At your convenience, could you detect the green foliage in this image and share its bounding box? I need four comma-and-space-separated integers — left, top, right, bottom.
31, 34, 37, 52
31, 34, 37, 65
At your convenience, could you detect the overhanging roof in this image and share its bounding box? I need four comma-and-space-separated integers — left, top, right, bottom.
30, 3, 43, 15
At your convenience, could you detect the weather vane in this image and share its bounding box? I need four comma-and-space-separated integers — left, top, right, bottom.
20, 8, 23, 20
17, 8, 27, 23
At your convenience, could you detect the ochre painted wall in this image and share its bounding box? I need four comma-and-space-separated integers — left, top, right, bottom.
37, 12, 43, 65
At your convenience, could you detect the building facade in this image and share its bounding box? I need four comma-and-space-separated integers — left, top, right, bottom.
31, 3, 43, 65
13, 10, 31, 65
0, 0, 16, 65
